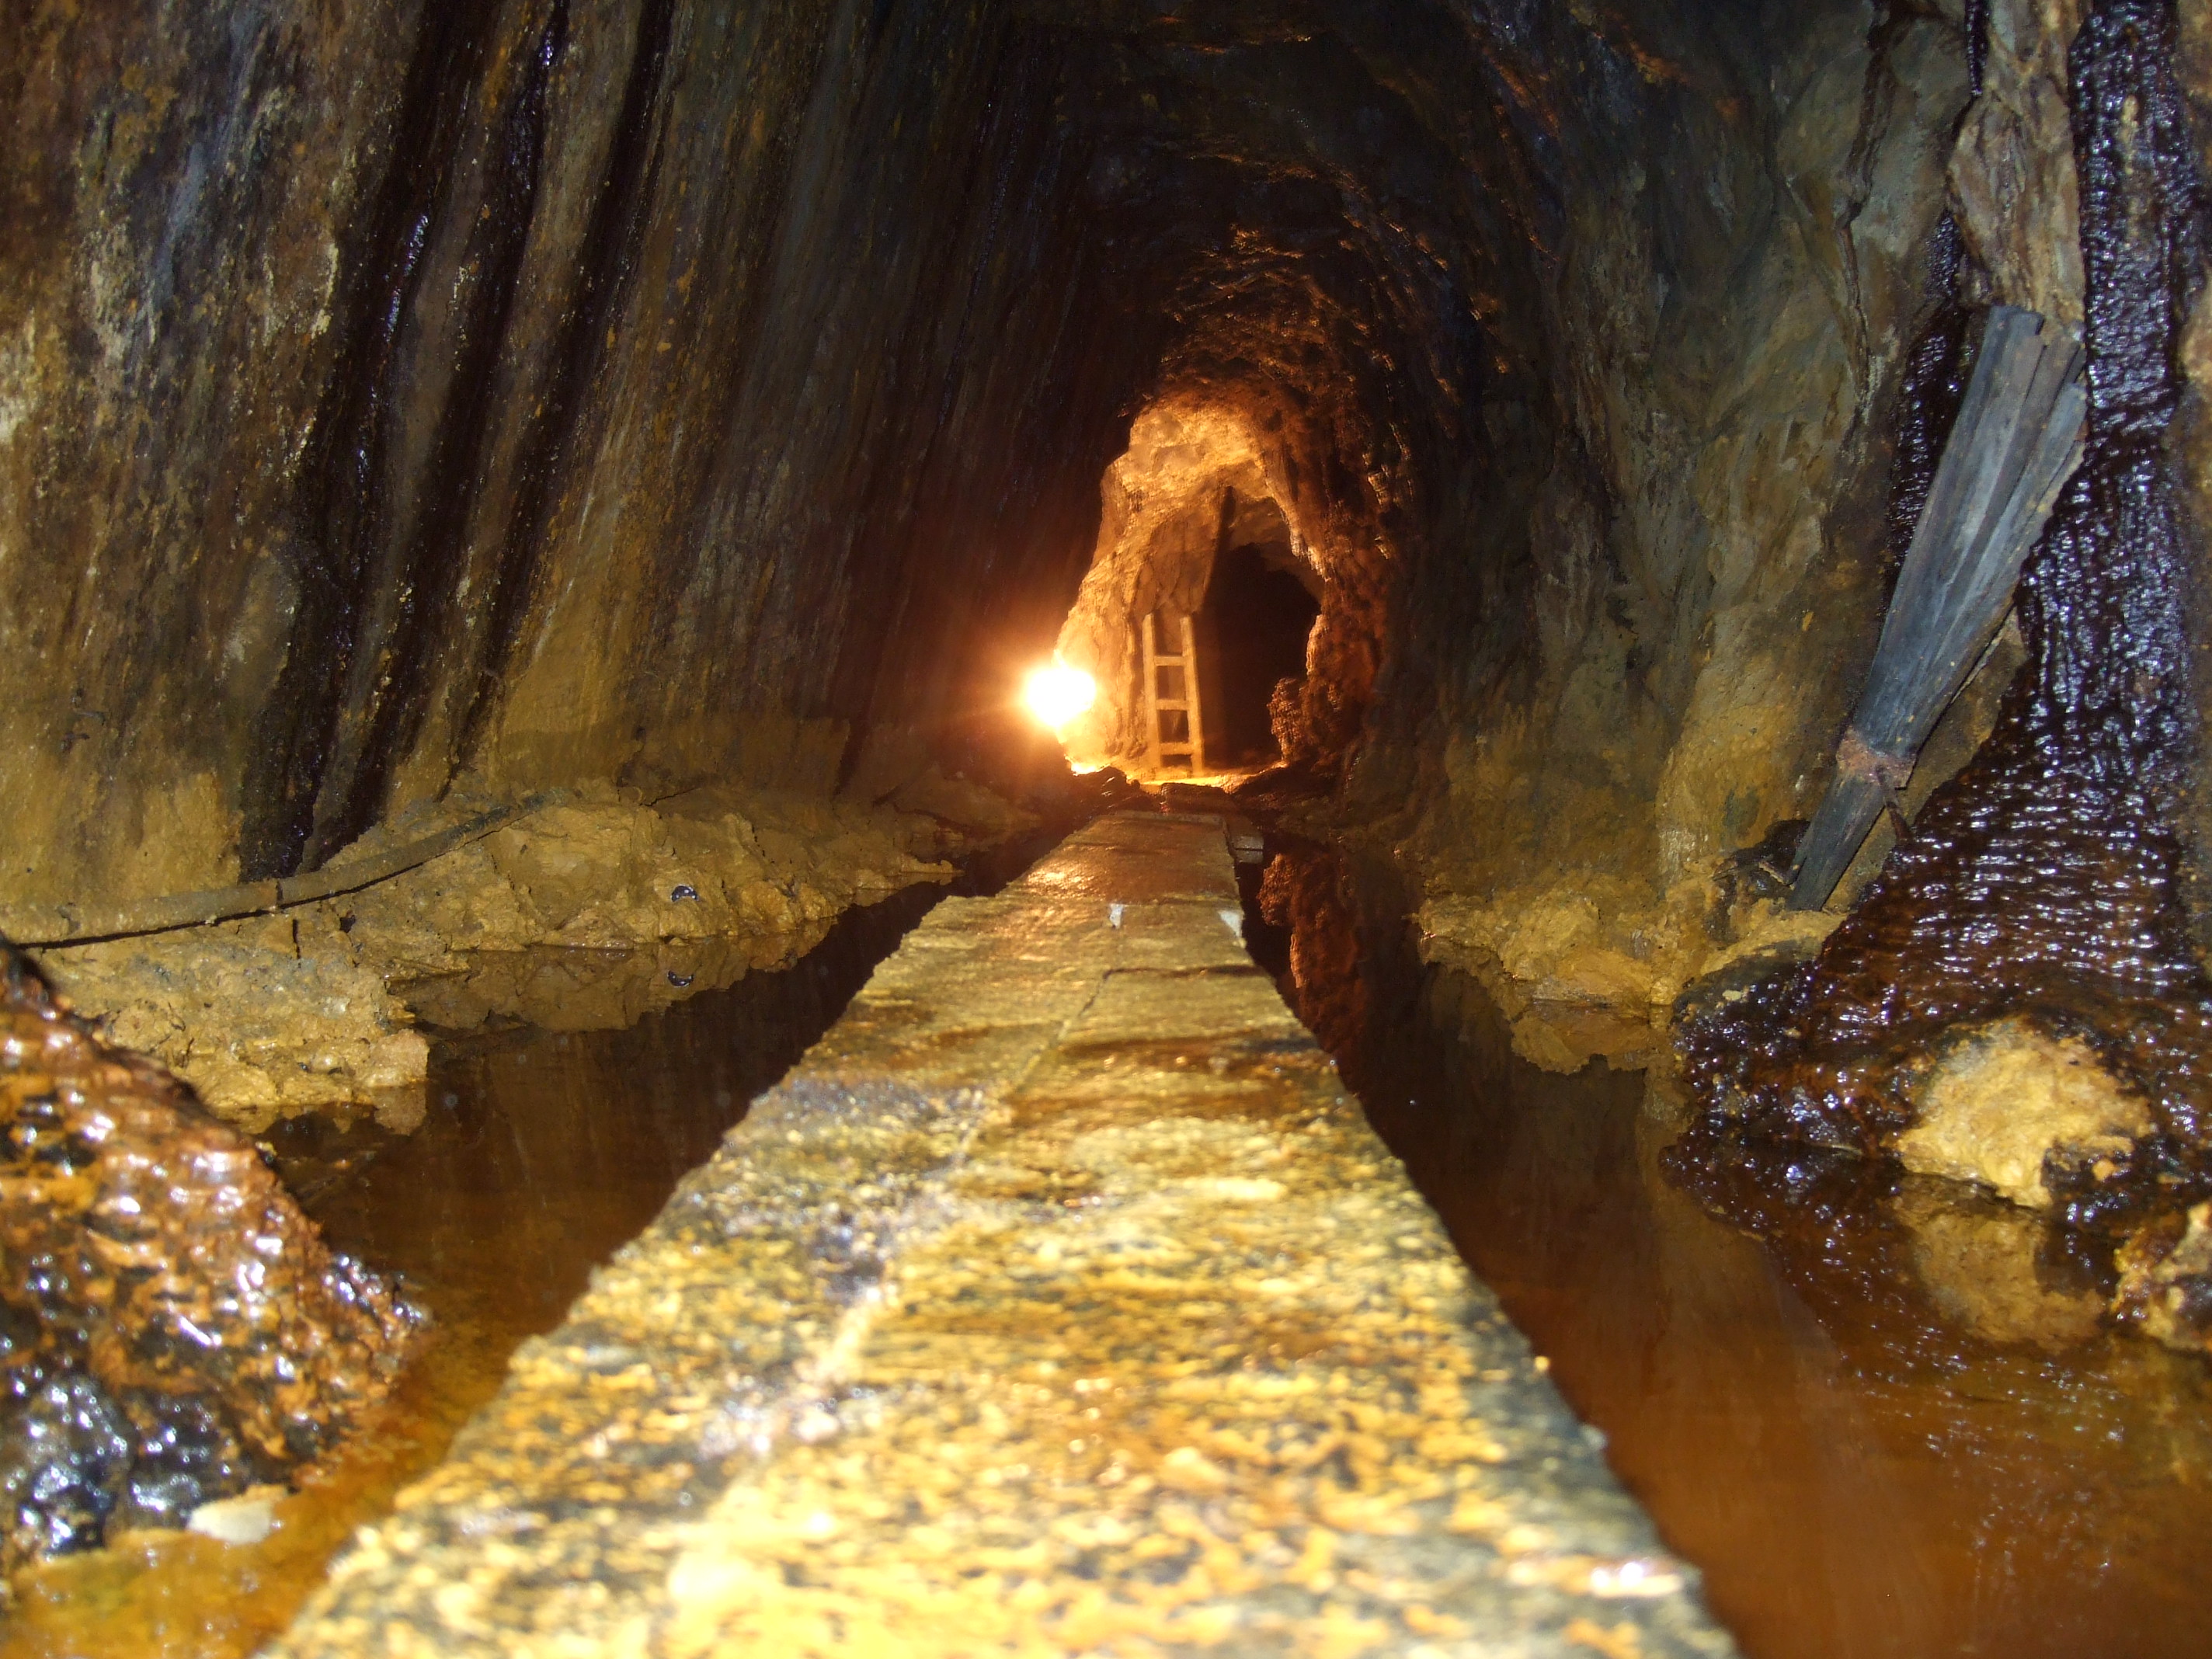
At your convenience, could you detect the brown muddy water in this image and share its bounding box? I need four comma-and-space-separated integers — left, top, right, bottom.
12, 830, 2212, 1657
1243, 843, 2212, 1659
0, 882, 950, 1659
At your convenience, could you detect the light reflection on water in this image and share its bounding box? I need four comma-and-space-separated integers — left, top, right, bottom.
1249, 842, 2212, 1659
0, 885, 941, 1659
16, 827, 2212, 1657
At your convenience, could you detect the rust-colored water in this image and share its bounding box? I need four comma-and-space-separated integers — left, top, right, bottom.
1377, 1038, 2212, 1657
18, 827, 2212, 1657
1256, 847, 2212, 1659
0, 889, 938, 1657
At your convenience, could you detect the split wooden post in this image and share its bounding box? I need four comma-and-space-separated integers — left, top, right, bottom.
1789, 306, 2087, 909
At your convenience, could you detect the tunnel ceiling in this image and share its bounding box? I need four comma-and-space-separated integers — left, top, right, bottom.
9, 0, 1755, 896
16, 0, 2212, 1147
1022, 0, 1878, 776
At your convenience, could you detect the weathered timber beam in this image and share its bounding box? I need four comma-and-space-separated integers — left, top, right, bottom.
1790, 306, 2086, 910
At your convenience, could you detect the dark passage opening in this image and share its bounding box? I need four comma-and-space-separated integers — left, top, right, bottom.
1195, 543, 1320, 768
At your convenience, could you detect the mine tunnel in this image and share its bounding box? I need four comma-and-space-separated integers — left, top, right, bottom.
1196, 536, 1320, 770
8, 0, 2212, 1654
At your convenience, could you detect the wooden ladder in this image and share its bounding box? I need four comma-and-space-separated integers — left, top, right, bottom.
1141, 610, 1206, 775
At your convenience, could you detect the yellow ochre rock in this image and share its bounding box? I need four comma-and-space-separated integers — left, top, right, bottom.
1897, 1017, 2151, 1209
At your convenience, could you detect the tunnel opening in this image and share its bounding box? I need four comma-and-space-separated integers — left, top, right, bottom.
1052, 400, 1355, 783
1195, 539, 1322, 771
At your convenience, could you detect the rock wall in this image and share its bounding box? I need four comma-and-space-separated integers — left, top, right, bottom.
24, 779, 994, 1128
1676, 0, 2212, 1338
15, 0, 2212, 1132
1369, 2, 1984, 1052
1, 0, 2059, 973
1032, 0, 2005, 1060
2, 0, 1125, 912
1050, 398, 1342, 773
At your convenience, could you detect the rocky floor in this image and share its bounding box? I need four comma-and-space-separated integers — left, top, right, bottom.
270, 812, 1732, 1657
21, 777, 1017, 1130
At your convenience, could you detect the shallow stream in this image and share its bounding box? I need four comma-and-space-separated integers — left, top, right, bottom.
0, 882, 948, 1657
11, 827, 2212, 1657
1247, 842, 2212, 1659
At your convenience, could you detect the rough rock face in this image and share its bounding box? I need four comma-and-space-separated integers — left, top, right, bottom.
1372, 0, 1982, 1033
1054, 400, 1333, 771
1953, 0, 2090, 326
2, 0, 1117, 911
2115, 1199, 2212, 1352
1035, 0, 2009, 1042
0, 0, 2012, 990
0, 946, 415, 1579
12, 0, 2212, 1358
12, 0, 2190, 1028
1680, 0, 2212, 1231
23, 779, 989, 1128
1896, 1017, 2155, 1208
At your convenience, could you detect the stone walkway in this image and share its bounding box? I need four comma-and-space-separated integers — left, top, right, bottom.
274, 812, 1736, 1658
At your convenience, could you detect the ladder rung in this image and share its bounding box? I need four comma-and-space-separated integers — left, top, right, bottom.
1143, 610, 1203, 774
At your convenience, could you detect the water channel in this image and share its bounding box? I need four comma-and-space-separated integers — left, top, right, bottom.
1247, 841, 2212, 1659
10, 825, 2212, 1656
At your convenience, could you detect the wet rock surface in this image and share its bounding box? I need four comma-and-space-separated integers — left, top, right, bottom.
273, 815, 1730, 1657
2, 0, 1114, 906
1169, 838, 2212, 1654
0, 880, 967, 1658
1895, 1016, 2155, 1207
0, 946, 416, 1585
23, 780, 988, 1128
0, 0, 2082, 1069
2113, 1198, 2212, 1353
1676, 1, 2212, 1301
16, 0, 2212, 1257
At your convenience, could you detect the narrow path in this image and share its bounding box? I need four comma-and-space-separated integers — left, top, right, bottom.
273, 813, 1734, 1657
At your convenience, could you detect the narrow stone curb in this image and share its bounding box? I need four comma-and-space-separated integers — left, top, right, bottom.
273, 814, 1737, 1657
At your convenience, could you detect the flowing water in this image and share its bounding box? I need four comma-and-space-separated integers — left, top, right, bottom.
1245, 841, 2212, 1659
12, 826, 2212, 1657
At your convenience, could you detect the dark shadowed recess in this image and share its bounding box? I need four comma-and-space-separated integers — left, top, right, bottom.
1235, 836, 2212, 1659
449, 0, 680, 774
1198, 544, 1320, 768
242, 0, 529, 879
244, 0, 676, 878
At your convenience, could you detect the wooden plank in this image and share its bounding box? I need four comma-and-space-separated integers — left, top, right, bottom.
1180, 610, 1208, 774
1790, 306, 2086, 909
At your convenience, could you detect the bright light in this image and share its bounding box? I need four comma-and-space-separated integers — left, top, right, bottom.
1023, 663, 1097, 730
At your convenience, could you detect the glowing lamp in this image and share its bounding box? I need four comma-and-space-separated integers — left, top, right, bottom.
1023, 663, 1096, 730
